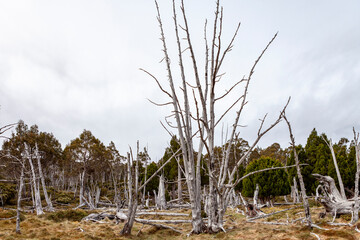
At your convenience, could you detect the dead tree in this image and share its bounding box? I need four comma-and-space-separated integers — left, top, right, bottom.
24, 143, 44, 215
283, 113, 312, 228
322, 137, 346, 199
35, 143, 54, 211
157, 174, 167, 210
16, 165, 24, 234
120, 144, 182, 235
148, 0, 289, 233
120, 149, 138, 235
352, 128, 360, 223
313, 173, 353, 216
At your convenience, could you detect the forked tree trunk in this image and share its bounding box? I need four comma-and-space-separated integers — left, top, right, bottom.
35, 144, 54, 212
121, 146, 139, 235
25, 144, 44, 215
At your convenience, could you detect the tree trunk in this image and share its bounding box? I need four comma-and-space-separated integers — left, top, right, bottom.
253, 184, 259, 208
158, 174, 167, 210
16, 165, 24, 234
352, 129, 360, 223
314, 174, 353, 216
177, 158, 182, 204
25, 143, 44, 215
325, 138, 346, 199
35, 144, 54, 212
293, 177, 300, 203
283, 114, 312, 228
79, 170, 85, 206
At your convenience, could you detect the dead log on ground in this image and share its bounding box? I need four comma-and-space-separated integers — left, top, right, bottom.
313, 174, 356, 217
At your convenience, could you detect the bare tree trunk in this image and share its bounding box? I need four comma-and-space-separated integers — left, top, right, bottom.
95, 186, 100, 208
121, 146, 139, 235
79, 169, 85, 206
35, 144, 54, 212
16, 165, 24, 234
177, 157, 182, 204
158, 174, 167, 210
293, 177, 300, 203
253, 184, 259, 208
283, 114, 312, 228
25, 143, 44, 215
352, 128, 360, 223
323, 137, 346, 199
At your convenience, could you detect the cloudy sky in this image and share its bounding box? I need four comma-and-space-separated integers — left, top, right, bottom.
0, 0, 359, 160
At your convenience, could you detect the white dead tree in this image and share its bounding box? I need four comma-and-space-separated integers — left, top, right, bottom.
16, 163, 24, 234
35, 143, 54, 211
352, 128, 360, 223
322, 136, 346, 199
120, 150, 138, 235
24, 143, 44, 215
120, 145, 182, 235
157, 174, 167, 210
148, 0, 289, 233
283, 113, 312, 228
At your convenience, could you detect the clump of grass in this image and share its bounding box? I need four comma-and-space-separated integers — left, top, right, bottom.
321, 229, 356, 240
340, 214, 352, 221
46, 209, 88, 222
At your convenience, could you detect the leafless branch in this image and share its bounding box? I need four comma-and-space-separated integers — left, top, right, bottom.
140, 68, 172, 99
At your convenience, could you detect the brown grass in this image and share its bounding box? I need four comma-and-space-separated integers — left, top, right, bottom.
1, 205, 360, 240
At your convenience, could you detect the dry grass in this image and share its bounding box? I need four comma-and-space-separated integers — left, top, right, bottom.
1, 205, 360, 240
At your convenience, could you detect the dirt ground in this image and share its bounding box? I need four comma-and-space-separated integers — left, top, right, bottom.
1, 204, 360, 240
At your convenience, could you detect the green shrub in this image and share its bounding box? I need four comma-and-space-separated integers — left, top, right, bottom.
0, 183, 17, 205
55, 192, 73, 204
47, 209, 88, 222
242, 157, 290, 201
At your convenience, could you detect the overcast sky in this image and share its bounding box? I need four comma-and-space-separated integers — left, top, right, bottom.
0, 0, 359, 160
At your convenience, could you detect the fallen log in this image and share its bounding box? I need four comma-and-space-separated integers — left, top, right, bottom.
134, 218, 183, 234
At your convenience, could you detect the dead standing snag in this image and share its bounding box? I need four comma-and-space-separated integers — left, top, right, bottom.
148, 0, 289, 234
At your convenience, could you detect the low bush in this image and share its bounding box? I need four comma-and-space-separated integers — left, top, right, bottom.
0, 183, 17, 205
55, 192, 73, 204
46, 209, 88, 222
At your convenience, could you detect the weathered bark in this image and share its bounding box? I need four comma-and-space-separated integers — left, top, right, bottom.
25, 143, 44, 215
79, 170, 85, 206
35, 144, 54, 212
253, 184, 259, 208
283, 114, 312, 228
313, 174, 353, 216
292, 177, 300, 203
157, 174, 167, 210
352, 128, 360, 223
323, 137, 346, 199
121, 144, 140, 236
177, 157, 182, 204
95, 186, 100, 208
121, 153, 135, 235
16, 165, 24, 234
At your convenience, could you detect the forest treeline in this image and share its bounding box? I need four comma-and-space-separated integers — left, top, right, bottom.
0, 119, 357, 206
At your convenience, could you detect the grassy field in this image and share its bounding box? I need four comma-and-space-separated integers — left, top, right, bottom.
1, 203, 359, 240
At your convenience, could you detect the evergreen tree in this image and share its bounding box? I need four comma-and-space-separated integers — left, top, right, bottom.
242, 156, 290, 202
